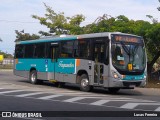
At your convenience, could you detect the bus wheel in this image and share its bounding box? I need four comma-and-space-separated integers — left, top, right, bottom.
30, 70, 38, 84
80, 74, 92, 92
108, 88, 120, 94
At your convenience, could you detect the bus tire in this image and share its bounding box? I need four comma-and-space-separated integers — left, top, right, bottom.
108, 88, 120, 94
80, 74, 92, 92
30, 70, 38, 84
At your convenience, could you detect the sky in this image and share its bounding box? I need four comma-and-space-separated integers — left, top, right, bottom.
0, 0, 160, 55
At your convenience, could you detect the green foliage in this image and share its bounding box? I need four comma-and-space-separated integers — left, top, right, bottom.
146, 15, 158, 24
158, 0, 160, 11
32, 3, 85, 35
15, 30, 40, 42
0, 50, 13, 58
146, 23, 160, 61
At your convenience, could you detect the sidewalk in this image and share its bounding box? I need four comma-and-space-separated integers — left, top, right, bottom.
134, 87, 160, 96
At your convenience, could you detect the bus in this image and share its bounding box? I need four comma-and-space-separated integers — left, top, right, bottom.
14, 32, 147, 93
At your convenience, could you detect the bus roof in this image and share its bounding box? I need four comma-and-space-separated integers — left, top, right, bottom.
16, 32, 141, 45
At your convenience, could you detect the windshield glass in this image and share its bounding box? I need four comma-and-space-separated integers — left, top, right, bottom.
111, 34, 146, 75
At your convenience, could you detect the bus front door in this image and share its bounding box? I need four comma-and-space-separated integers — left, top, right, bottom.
94, 43, 105, 85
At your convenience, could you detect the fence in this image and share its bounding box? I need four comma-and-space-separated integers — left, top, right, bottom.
0, 59, 14, 65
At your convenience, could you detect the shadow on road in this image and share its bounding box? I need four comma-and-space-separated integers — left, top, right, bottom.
17, 79, 143, 96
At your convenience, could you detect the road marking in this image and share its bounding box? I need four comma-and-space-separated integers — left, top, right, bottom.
63, 97, 96, 102
90, 98, 154, 106
0, 90, 25, 94
38, 94, 63, 100
108, 99, 154, 102
16, 92, 45, 97
120, 103, 160, 109
106, 97, 132, 100
51, 91, 92, 95
154, 107, 160, 111
91, 100, 110, 105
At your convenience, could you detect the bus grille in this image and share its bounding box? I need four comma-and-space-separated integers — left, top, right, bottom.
123, 81, 141, 87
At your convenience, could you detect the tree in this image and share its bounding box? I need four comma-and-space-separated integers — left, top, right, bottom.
0, 50, 13, 58
15, 30, 40, 42
32, 3, 85, 35
83, 14, 115, 33
158, 0, 160, 11
146, 15, 158, 24
146, 23, 160, 75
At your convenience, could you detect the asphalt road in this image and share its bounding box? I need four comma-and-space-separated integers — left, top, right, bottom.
0, 70, 160, 120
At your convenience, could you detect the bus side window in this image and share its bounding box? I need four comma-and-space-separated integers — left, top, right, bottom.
15, 45, 25, 58
34, 43, 45, 58
78, 40, 90, 59
73, 40, 79, 57
60, 41, 74, 58
25, 44, 34, 58
105, 44, 109, 65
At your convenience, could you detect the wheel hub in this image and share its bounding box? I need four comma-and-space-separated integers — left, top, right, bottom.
81, 79, 89, 87
31, 74, 36, 82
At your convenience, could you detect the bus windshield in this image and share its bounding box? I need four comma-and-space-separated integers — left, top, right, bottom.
111, 34, 146, 75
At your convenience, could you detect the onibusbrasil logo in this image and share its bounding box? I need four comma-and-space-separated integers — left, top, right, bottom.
1, 112, 42, 118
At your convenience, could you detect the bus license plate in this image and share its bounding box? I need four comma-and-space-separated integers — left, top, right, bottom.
130, 85, 135, 87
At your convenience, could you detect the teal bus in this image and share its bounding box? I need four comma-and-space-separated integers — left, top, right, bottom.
14, 32, 147, 93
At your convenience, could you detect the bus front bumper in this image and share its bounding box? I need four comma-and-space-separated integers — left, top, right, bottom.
106, 77, 146, 88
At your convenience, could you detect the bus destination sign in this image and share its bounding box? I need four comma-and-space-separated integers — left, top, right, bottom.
112, 34, 143, 44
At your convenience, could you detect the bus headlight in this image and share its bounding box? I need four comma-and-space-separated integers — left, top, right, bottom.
121, 75, 126, 79
144, 72, 147, 79
112, 71, 119, 79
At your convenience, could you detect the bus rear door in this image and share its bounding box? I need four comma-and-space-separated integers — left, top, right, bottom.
50, 43, 59, 81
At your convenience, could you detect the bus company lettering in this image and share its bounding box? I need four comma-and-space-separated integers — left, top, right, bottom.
58, 61, 74, 69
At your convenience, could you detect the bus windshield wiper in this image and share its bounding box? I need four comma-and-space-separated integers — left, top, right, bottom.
120, 41, 130, 55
